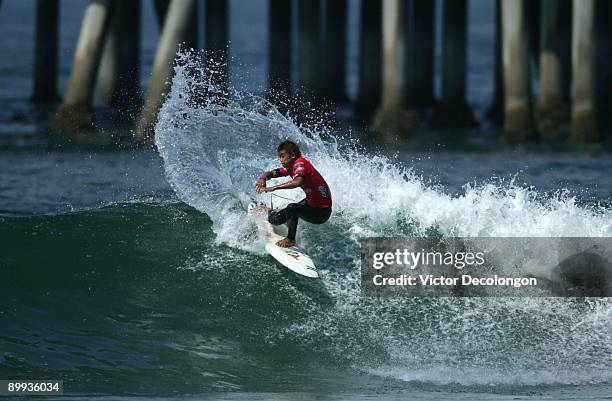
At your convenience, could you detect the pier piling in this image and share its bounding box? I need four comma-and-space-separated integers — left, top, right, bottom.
205, 0, 229, 98
32, 0, 60, 103
570, 0, 597, 142
433, 0, 476, 128
8, 0, 607, 147
96, 0, 141, 110
135, 0, 196, 143
597, 0, 612, 134
406, 0, 435, 109
526, 0, 541, 73
487, 0, 503, 123
50, 0, 114, 134
185, 0, 198, 50
154, 0, 197, 50
267, 0, 292, 107
501, 0, 533, 142
371, 0, 418, 136
536, 0, 569, 139
323, 0, 348, 102
355, 0, 382, 121
297, 0, 323, 101
153, 0, 169, 27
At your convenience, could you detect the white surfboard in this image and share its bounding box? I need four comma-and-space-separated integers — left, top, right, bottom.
248, 203, 319, 278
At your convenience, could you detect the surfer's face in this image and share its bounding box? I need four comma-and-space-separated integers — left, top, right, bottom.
278, 150, 296, 169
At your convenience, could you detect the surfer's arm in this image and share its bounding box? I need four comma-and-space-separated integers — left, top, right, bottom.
263, 175, 304, 192
255, 168, 289, 192
255, 169, 289, 192
259, 168, 287, 181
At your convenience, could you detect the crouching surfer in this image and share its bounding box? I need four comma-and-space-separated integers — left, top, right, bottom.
255, 140, 332, 248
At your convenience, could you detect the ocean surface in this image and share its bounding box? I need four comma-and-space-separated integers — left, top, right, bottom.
2, 1, 612, 400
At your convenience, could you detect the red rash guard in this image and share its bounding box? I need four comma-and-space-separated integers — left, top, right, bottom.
278, 157, 332, 208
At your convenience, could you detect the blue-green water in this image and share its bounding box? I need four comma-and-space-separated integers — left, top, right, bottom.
2, 182, 612, 400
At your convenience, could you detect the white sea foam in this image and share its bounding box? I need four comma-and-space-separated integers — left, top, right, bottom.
156, 51, 612, 249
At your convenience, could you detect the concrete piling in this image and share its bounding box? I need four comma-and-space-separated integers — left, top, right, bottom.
15, 0, 606, 147
297, 0, 322, 100
570, 0, 597, 142
96, 0, 141, 110
536, 0, 569, 139
355, 0, 382, 120
135, 0, 197, 143
153, 0, 169, 27
32, 0, 60, 103
501, 0, 533, 142
323, 0, 347, 102
433, 0, 476, 128
205, 0, 229, 97
371, 0, 418, 136
487, 0, 503, 123
267, 0, 292, 106
597, 0, 612, 134
406, 0, 435, 109
185, 0, 198, 50
558, 0, 572, 102
50, 0, 114, 134
526, 0, 541, 73
205, 0, 229, 56
154, 0, 197, 49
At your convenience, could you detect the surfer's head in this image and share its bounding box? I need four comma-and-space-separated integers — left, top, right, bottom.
277, 140, 301, 169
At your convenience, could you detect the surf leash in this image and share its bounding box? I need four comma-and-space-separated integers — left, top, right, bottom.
268, 192, 301, 211
271, 192, 298, 202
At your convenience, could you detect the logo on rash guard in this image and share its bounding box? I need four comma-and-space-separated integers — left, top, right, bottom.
293, 162, 305, 175
318, 186, 328, 198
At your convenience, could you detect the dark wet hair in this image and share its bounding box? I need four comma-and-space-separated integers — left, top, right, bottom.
277, 140, 301, 157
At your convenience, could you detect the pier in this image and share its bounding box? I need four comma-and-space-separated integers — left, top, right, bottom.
2, 0, 609, 147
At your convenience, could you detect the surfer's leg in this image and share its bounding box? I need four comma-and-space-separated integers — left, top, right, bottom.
284, 202, 331, 242
296, 204, 332, 225
268, 205, 298, 247
284, 203, 300, 241
269, 201, 324, 247
268, 208, 287, 225
268, 203, 301, 232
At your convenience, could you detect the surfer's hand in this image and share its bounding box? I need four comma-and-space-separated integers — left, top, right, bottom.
261, 186, 275, 193
255, 178, 266, 193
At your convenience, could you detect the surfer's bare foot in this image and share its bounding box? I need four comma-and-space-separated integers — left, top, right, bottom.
276, 238, 295, 248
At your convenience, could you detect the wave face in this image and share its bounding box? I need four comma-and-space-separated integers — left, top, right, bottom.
1, 51, 612, 397
3, 202, 612, 396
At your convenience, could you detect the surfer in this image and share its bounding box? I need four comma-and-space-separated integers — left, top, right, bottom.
255, 140, 332, 248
